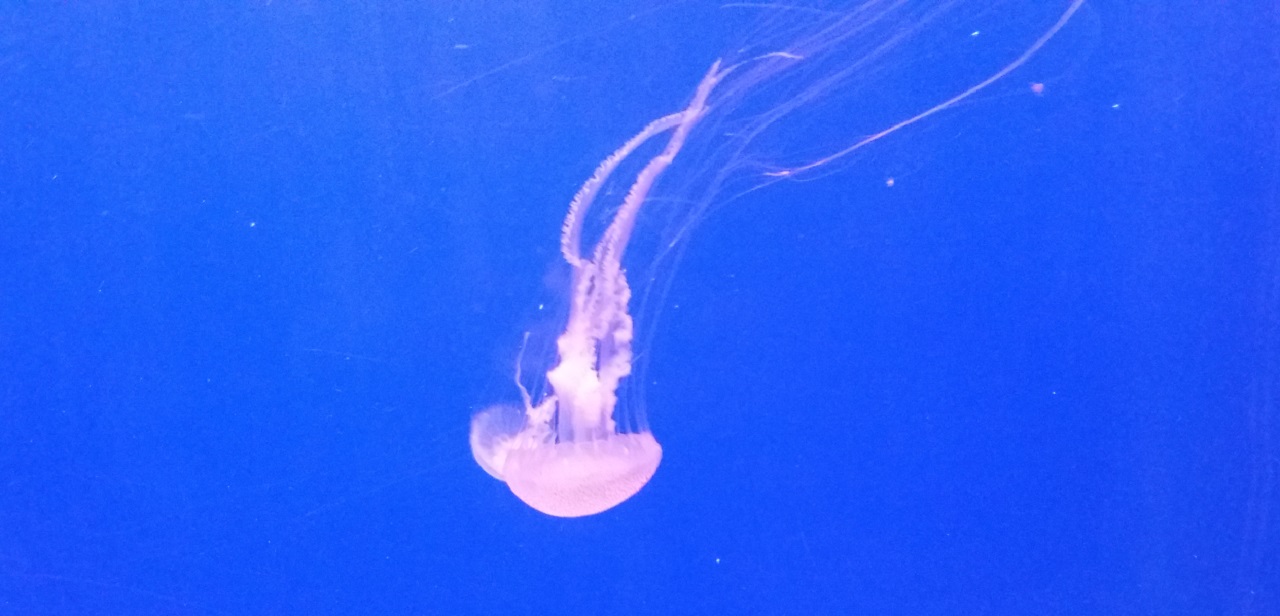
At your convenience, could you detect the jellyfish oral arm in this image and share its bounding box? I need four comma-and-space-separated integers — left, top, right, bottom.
546, 61, 733, 442
559, 111, 685, 268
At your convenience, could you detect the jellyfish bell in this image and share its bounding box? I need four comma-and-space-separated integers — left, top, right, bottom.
500, 432, 663, 518
469, 399, 664, 518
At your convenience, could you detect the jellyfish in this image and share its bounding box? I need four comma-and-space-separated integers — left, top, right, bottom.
470, 0, 1085, 517
469, 63, 733, 517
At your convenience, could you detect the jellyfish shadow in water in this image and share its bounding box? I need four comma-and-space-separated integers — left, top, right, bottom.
470, 0, 1086, 518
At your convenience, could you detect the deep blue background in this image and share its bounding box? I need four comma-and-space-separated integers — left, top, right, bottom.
1, 2, 1277, 615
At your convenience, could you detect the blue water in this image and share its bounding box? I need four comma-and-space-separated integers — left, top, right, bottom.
1, 2, 1276, 614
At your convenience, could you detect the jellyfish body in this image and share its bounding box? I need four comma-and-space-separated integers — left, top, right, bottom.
469, 63, 732, 518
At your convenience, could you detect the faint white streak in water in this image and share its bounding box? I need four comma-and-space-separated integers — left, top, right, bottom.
431, 1, 689, 100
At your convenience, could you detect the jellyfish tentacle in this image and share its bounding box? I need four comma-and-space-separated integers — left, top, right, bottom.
767, 0, 1087, 177
514, 332, 534, 409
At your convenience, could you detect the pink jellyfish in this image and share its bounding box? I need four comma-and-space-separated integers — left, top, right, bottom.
470, 0, 1085, 517
470, 63, 734, 518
